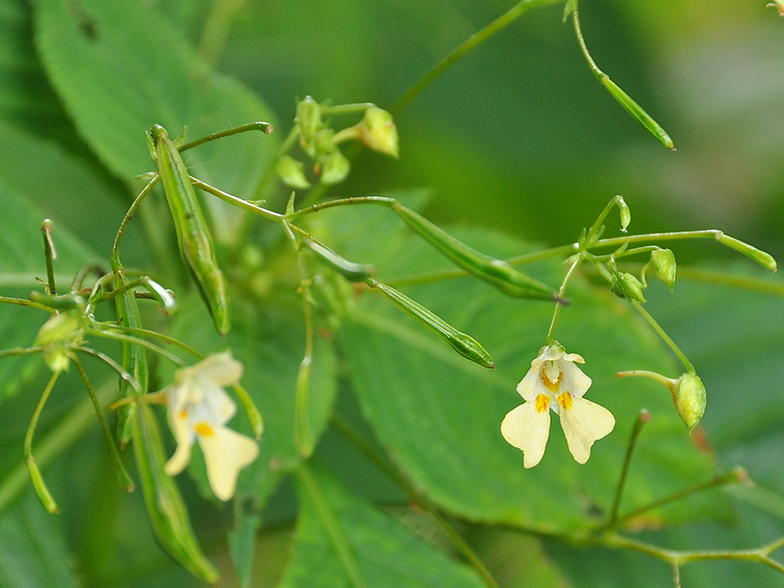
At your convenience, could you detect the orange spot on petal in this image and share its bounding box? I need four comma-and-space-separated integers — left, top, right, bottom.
557, 391, 573, 411
535, 394, 550, 413
194, 422, 215, 437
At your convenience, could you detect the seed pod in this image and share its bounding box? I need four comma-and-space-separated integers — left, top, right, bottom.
601, 77, 674, 150
358, 107, 399, 158
320, 149, 351, 185
276, 155, 312, 190
114, 271, 149, 447
716, 232, 777, 271
150, 125, 230, 336
368, 279, 494, 369
306, 240, 374, 282
611, 270, 646, 303
394, 205, 556, 300
132, 402, 219, 583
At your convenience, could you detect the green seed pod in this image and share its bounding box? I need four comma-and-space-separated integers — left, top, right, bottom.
394, 205, 556, 300
601, 77, 674, 150
27, 457, 59, 514
276, 155, 312, 190
151, 125, 230, 336
114, 271, 149, 447
650, 248, 677, 290
368, 279, 494, 369
320, 149, 351, 185
306, 240, 375, 282
611, 270, 646, 303
672, 372, 707, 432
132, 402, 219, 583
716, 232, 777, 271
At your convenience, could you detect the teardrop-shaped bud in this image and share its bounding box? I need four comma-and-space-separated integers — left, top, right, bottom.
276, 156, 312, 190
650, 248, 676, 290
611, 270, 646, 303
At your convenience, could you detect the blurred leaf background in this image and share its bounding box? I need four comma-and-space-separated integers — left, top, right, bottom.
0, 0, 783, 586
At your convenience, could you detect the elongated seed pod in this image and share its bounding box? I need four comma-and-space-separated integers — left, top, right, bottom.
305, 240, 375, 282
151, 125, 230, 336
114, 270, 148, 447
368, 279, 494, 369
132, 402, 218, 583
394, 204, 556, 301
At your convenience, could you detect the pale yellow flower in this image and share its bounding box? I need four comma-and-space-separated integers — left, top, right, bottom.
163, 352, 259, 501
501, 343, 615, 468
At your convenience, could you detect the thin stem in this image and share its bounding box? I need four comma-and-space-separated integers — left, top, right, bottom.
74, 347, 142, 394
614, 468, 747, 528
111, 175, 160, 269
179, 121, 273, 153
24, 371, 60, 461
0, 346, 45, 360
330, 414, 500, 588
295, 463, 367, 588
97, 323, 203, 359
69, 264, 104, 294
391, 0, 564, 114
251, 126, 301, 202
631, 301, 695, 373
321, 103, 376, 115
41, 220, 57, 295
0, 296, 55, 312
72, 357, 134, 491
570, 0, 604, 79
85, 327, 186, 367
545, 255, 582, 344
607, 409, 651, 530
585, 196, 622, 245
285, 196, 398, 221
189, 176, 283, 222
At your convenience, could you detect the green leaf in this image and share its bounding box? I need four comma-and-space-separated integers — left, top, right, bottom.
167, 296, 338, 507
0, 491, 77, 588
332, 212, 720, 531
279, 463, 486, 588
33, 0, 278, 243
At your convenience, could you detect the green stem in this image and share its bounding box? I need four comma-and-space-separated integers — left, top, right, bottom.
613, 468, 747, 528
72, 357, 134, 492
391, 0, 564, 114
606, 410, 651, 530
111, 175, 160, 269
295, 463, 367, 588
251, 126, 301, 202
97, 323, 203, 359
321, 103, 376, 115
0, 296, 55, 312
545, 255, 582, 344
23, 371, 60, 462
85, 327, 186, 367
74, 347, 142, 394
631, 301, 695, 373
179, 121, 273, 153
285, 196, 398, 221
0, 346, 45, 360
189, 176, 282, 222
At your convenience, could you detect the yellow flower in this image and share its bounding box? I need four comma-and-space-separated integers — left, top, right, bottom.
163, 352, 259, 501
501, 343, 615, 468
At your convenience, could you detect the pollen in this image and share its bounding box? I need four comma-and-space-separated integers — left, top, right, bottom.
540, 368, 562, 393
557, 391, 573, 411
194, 422, 215, 437
179, 410, 188, 419
535, 394, 550, 413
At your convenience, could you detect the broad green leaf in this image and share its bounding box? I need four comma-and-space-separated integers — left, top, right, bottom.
167, 295, 338, 507
33, 0, 279, 244
329, 204, 720, 532
279, 463, 486, 588
0, 491, 77, 588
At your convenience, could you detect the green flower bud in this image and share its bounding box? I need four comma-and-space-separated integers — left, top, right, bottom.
616, 196, 631, 233
671, 373, 707, 432
276, 156, 312, 190
34, 311, 83, 372
320, 149, 351, 185
296, 96, 322, 145
650, 248, 677, 290
611, 271, 646, 303
359, 107, 399, 158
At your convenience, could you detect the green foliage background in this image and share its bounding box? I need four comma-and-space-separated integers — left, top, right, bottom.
0, 0, 783, 586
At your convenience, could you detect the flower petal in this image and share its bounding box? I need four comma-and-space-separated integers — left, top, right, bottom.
501, 402, 551, 468
198, 424, 259, 501
558, 396, 615, 464
164, 411, 195, 476
183, 351, 243, 388
560, 360, 592, 398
